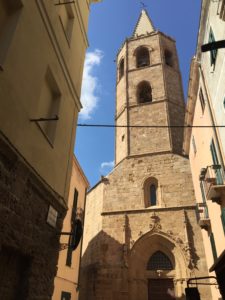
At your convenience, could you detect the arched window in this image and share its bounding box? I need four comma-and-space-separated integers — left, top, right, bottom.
136, 47, 150, 68
147, 251, 173, 270
144, 177, 158, 207
137, 81, 152, 103
119, 58, 124, 80
164, 50, 173, 67
150, 184, 157, 206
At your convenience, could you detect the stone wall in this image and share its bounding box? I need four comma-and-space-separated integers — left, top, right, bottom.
80, 154, 211, 300
0, 133, 66, 300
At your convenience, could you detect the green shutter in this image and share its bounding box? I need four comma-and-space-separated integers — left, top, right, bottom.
210, 140, 223, 184
221, 208, 225, 235
210, 233, 217, 261
200, 181, 206, 203
209, 28, 217, 66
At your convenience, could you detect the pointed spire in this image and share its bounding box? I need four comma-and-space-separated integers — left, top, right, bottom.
133, 10, 155, 37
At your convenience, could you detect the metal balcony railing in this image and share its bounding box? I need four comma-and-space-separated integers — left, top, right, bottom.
199, 165, 225, 202
196, 203, 211, 231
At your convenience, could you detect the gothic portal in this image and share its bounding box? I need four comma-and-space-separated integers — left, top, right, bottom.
80, 10, 211, 300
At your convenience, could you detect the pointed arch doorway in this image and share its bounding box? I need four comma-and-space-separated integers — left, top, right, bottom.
128, 233, 187, 300
147, 251, 175, 300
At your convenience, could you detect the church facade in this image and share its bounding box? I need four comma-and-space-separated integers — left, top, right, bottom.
80, 11, 211, 300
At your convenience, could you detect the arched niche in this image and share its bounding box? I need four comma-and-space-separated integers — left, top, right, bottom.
136, 46, 150, 68
164, 49, 173, 67
118, 58, 124, 80
137, 81, 152, 104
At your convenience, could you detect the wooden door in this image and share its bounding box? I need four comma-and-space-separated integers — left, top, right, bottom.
148, 279, 175, 300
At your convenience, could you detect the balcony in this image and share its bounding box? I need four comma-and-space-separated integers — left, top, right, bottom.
199, 165, 225, 204
196, 203, 211, 231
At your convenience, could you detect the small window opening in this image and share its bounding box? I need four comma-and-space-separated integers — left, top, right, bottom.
121, 134, 125, 141
147, 251, 173, 270
164, 50, 173, 67
136, 47, 150, 68
137, 81, 152, 103
119, 58, 124, 80
199, 88, 206, 113
209, 28, 217, 66
150, 184, 157, 206
144, 177, 158, 207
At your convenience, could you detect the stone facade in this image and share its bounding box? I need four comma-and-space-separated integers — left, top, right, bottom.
81, 10, 211, 300
0, 132, 65, 299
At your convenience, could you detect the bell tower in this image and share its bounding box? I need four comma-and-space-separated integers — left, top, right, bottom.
115, 10, 185, 165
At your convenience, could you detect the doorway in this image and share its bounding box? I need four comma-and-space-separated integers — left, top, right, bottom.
148, 279, 175, 300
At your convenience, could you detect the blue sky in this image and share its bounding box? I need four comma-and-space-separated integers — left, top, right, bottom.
75, 0, 201, 187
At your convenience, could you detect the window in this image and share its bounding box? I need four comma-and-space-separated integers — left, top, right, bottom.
147, 251, 173, 270
199, 88, 206, 113
221, 208, 225, 235
136, 47, 150, 68
200, 181, 206, 203
219, 0, 225, 21
192, 136, 197, 155
223, 98, 225, 111
210, 139, 223, 185
61, 291, 71, 300
150, 184, 157, 206
58, 3, 74, 44
66, 188, 78, 267
0, 0, 23, 68
144, 177, 158, 207
209, 28, 217, 66
209, 233, 217, 261
119, 58, 124, 80
38, 68, 61, 145
164, 50, 173, 67
137, 81, 152, 103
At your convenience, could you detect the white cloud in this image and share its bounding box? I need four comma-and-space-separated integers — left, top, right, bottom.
79, 49, 103, 120
100, 161, 114, 170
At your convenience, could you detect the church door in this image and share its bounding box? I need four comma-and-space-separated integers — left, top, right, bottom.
148, 279, 175, 300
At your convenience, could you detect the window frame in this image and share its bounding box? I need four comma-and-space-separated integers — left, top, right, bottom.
208, 28, 217, 67
136, 47, 150, 68
199, 88, 206, 113
137, 81, 152, 104
147, 251, 173, 270
61, 291, 71, 300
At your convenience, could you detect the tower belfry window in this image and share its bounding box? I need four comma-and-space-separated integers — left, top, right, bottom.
164, 50, 173, 67
119, 58, 124, 80
137, 81, 152, 103
136, 47, 150, 68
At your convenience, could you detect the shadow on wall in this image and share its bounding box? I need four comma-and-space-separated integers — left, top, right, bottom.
79, 230, 126, 300
185, 211, 200, 269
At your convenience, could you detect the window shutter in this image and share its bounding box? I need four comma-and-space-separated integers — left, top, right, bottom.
210, 233, 217, 261
208, 28, 217, 66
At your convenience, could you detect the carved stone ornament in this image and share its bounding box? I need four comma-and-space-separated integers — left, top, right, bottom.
149, 212, 161, 232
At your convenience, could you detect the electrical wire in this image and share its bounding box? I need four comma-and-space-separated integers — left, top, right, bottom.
77, 124, 225, 128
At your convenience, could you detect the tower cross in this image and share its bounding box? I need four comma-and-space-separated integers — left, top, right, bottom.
140, 1, 147, 9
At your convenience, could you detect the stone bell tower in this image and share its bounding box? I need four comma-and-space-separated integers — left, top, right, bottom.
115, 10, 185, 165
80, 10, 211, 300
